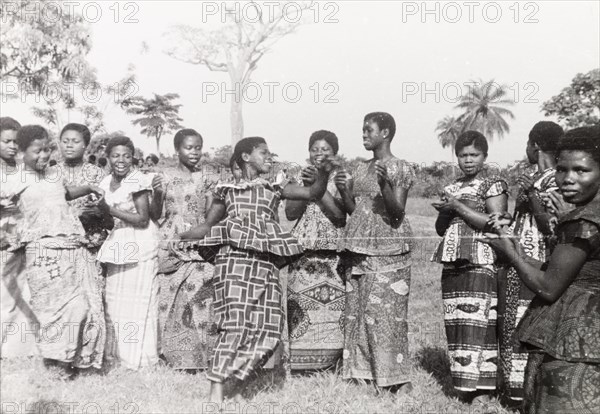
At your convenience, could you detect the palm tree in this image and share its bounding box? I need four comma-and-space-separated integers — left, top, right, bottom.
455, 79, 515, 140
435, 116, 463, 162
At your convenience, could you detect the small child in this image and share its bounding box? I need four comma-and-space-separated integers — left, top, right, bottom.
176, 137, 335, 403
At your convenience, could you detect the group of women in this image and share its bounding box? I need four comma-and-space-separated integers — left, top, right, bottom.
0, 113, 598, 412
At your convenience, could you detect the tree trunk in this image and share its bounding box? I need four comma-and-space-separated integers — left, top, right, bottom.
155, 127, 163, 155
230, 98, 244, 145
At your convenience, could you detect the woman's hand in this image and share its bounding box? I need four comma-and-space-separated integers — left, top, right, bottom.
476, 230, 519, 262
317, 155, 339, 174
88, 185, 105, 203
517, 174, 536, 193
374, 160, 389, 188
300, 165, 318, 185
431, 192, 458, 213
543, 190, 572, 218
167, 234, 181, 256
486, 212, 513, 233
334, 170, 351, 193
152, 173, 166, 198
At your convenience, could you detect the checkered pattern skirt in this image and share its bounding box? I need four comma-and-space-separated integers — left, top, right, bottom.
207, 245, 284, 382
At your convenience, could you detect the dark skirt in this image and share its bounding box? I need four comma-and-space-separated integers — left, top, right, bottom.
524, 353, 600, 414
206, 246, 284, 382
441, 263, 498, 392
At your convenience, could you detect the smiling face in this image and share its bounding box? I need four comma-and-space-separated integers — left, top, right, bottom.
457, 144, 487, 177
309, 139, 334, 167
555, 150, 600, 206
362, 120, 387, 151
22, 138, 52, 171
108, 145, 134, 178
244, 143, 272, 175
0, 129, 19, 163
59, 129, 87, 162
177, 135, 203, 170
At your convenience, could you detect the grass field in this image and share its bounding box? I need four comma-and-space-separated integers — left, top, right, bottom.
0, 198, 515, 414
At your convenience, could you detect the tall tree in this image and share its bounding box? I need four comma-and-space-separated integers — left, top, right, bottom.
542, 68, 600, 128
1, 0, 138, 134
1, 0, 96, 131
121, 93, 184, 154
435, 116, 463, 162
163, 1, 310, 144
455, 79, 515, 140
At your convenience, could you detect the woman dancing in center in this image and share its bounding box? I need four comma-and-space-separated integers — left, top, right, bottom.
177, 137, 335, 403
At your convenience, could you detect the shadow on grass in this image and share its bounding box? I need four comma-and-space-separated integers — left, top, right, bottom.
414, 345, 459, 399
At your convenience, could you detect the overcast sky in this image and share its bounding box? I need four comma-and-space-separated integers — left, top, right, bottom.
4, 1, 600, 166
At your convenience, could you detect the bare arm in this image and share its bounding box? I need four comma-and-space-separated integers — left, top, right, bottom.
433, 208, 455, 237
451, 193, 508, 231
529, 191, 556, 235
178, 198, 226, 241
149, 174, 166, 222
65, 184, 102, 201
334, 170, 355, 214
285, 166, 315, 221
281, 167, 331, 201
489, 235, 589, 303
100, 190, 151, 228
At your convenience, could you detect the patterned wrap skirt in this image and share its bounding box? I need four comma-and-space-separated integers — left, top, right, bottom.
24, 238, 105, 368
158, 261, 217, 369
342, 253, 411, 387
104, 259, 159, 370
1, 247, 38, 357
284, 250, 346, 370
207, 245, 284, 383
441, 263, 498, 392
523, 353, 600, 414
497, 265, 536, 400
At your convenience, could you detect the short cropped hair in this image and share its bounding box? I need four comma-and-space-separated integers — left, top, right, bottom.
146, 154, 159, 165
557, 125, 600, 164
105, 136, 135, 157
230, 137, 267, 171
60, 123, 92, 146
16, 125, 49, 151
529, 121, 564, 152
364, 112, 396, 140
308, 130, 339, 155
455, 130, 489, 156
174, 128, 203, 150
0, 117, 21, 134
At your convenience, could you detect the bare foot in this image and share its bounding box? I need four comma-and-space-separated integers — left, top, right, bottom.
209, 381, 224, 404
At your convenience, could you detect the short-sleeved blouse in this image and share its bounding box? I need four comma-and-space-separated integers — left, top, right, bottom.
96, 171, 159, 264
431, 175, 509, 265
509, 167, 557, 262
15, 165, 86, 244
156, 168, 216, 267
338, 158, 415, 256
184, 178, 303, 268
517, 197, 600, 362
290, 168, 344, 251
57, 161, 108, 248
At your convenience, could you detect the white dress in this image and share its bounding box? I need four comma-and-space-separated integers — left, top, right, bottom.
97, 170, 160, 370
